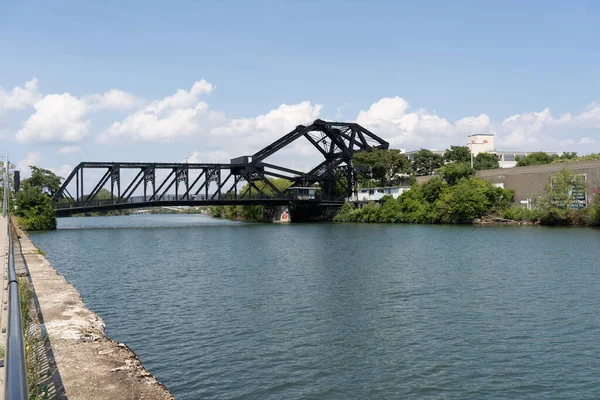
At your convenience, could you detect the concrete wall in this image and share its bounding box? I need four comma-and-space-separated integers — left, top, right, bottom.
476, 160, 600, 206
416, 160, 600, 207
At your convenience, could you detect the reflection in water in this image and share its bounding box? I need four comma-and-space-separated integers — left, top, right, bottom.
30, 216, 600, 399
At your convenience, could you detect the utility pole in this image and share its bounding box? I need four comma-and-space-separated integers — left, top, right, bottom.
3, 153, 8, 217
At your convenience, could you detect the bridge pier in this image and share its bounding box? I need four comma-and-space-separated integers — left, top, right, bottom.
263, 206, 290, 223
288, 203, 343, 222
262, 203, 343, 223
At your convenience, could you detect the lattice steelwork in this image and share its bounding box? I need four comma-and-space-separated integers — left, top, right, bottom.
53, 119, 388, 216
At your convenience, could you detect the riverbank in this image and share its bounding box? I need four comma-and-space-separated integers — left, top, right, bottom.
13, 220, 174, 400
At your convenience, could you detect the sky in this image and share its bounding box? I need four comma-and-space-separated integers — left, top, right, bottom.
1, 0, 600, 179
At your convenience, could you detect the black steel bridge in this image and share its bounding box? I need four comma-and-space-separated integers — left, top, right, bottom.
53, 119, 389, 221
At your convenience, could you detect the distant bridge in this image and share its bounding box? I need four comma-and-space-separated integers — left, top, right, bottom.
52, 120, 389, 220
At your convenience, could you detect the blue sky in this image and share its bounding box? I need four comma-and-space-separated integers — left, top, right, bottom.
1, 0, 599, 178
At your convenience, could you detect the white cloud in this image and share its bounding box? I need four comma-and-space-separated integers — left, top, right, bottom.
185, 150, 231, 163
0, 78, 40, 111
16, 152, 42, 178
16, 93, 89, 143
49, 164, 74, 180
356, 97, 458, 149
58, 146, 81, 154
211, 101, 322, 138
86, 89, 140, 111
356, 97, 600, 154
495, 105, 600, 150
98, 80, 222, 143
147, 80, 213, 114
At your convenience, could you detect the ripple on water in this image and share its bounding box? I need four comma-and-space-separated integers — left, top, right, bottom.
28, 217, 600, 400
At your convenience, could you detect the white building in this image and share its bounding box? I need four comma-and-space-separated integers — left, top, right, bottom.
468, 133, 558, 168
353, 186, 411, 202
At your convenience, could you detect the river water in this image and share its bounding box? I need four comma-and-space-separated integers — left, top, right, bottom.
29, 215, 600, 399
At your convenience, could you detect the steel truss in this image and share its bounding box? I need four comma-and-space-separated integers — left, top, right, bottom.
53, 119, 389, 211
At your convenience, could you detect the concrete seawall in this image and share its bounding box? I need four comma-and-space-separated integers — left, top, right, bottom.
13, 221, 175, 400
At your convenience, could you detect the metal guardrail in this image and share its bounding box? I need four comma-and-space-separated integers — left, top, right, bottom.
6, 218, 28, 399
4, 152, 28, 399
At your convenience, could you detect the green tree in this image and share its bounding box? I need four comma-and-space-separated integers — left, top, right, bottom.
240, 178, 292, 197
443, 146, 471, 163
436, 177, 491, 222
473, 152, 500, 170
515, 152, 558, 167
560, 152, 578, 160
421, 177, 447, 203
437, 162, 475, 185
14, 187, 57, 230
353, 148, 411, 186
21, 166, 62, 196
412, 149, 444, 176
541, 168, 586, 210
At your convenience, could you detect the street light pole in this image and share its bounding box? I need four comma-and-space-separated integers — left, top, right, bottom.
3, 154, 8, 217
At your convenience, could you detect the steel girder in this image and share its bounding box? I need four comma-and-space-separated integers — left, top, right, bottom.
250, 119, 389, 196
52, 119, 389, 209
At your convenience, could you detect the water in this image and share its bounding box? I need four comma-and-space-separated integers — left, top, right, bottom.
29, 215, 600, 399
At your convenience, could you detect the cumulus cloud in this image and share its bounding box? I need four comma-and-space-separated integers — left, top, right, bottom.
16, 152, 42, 178
98, 80, 223, 143
16, 93, 89, 143
211, 101, 322, 138
0, 78, 40, 111
86, 89, 140, 111
357, 97, 457, 149
494, 104, 600, 150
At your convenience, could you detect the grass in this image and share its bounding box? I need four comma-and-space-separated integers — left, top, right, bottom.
18, 277, 51, 400
34, 248, 46, 257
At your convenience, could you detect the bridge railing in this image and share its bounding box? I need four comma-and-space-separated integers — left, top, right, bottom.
54, 193, 346, 209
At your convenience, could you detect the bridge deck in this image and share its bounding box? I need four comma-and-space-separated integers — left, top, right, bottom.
55, 198, 344, 217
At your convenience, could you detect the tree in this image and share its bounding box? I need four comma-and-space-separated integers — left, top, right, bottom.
14, 186, 57, 230
240, 178, 292, 197
536, 168, 588, 225
412, 149, 444, 176
443, 146, 471, 163
421, 177, 447, 203
515, 152, 558, 167
473, 152, 500, 170
436, 177, 491, 222
21, 166, 62, 196
541, 168, 587, 210
437, 162, 475, 185
353, 148, 411, 186
560, 152, 578, 160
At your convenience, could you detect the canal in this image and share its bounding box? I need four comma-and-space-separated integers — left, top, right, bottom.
29, 215, 600, 399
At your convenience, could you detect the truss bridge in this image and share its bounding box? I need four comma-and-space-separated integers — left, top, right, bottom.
53, 119, 389, 221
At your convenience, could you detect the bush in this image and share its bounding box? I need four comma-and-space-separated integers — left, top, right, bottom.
14, 187, 57, 231
502, 206, 539, 222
